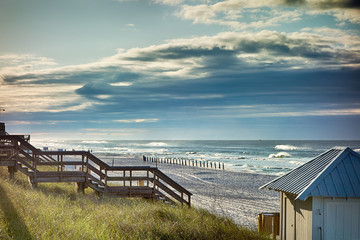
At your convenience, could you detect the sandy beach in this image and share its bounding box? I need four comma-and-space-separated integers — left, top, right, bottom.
112, 156, 280, 228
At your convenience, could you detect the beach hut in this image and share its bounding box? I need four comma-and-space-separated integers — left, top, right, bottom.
260, 147, 360, 240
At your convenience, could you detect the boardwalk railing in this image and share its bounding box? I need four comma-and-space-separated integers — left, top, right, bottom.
0, 135, 192, 206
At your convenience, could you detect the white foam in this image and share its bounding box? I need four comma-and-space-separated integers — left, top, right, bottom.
268, 152, 291, 158
275, 145, 298, 150
289, 160, 303, 166
81, 140, 108, 144
146, 142, 168, 147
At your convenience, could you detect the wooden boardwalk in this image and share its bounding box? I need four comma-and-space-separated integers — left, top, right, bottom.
0, 135, 192, 206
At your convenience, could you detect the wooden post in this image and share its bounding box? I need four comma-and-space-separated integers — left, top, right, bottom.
8, 166, 16, 179
272, 214, 276, 240
33, 154, 37, 185
129, 170, 132, 197
85, 154, 89, 187
76, 182, 85, 194
152, 170, 157, 198
147, 170, 149, 187
258, 214, 263, 233
105, 169, 108, 193
60, 154, 63, 182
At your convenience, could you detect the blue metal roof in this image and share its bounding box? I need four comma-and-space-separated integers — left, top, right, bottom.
260, 147, 360, 201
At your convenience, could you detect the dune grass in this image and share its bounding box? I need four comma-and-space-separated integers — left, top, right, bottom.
0, 167, 269, 240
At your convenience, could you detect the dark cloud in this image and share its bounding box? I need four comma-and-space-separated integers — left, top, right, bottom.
283, 0, 360, 8
125, 46, 235, 61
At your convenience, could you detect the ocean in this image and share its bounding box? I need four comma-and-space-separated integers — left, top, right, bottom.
31, 139, 360, 176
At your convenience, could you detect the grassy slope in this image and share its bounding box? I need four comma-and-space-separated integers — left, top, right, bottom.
0, 168, 269, 240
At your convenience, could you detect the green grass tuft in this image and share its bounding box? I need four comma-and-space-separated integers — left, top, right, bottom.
0, 168, 270, 240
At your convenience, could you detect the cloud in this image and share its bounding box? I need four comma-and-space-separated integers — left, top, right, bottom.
173, 0, 359, 30
3, 29, 359, 85
113, 119, 159, 123
0, 83, 96, 113
331, 9, 360, 24
191, 104, 360, 118
154, 0, 185, 5
109, 82, 133, 86
166, 0, 360, 9
0, 54, 57, 66
1, 29, 359, 116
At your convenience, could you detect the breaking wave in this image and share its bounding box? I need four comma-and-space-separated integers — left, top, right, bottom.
275, 145, 299, 150
268, 152, 291, 158
145, 142, 168, 147
81, 140, 108, 144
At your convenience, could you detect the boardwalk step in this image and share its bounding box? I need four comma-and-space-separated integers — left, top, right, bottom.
1, 135, 192, 206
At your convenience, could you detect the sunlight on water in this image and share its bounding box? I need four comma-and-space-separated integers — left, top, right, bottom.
30, 140, 360, 175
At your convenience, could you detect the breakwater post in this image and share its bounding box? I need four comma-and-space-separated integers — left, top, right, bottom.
142, 156, 225, 170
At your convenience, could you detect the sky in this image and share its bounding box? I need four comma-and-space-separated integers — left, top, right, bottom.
0, 0, 360, 140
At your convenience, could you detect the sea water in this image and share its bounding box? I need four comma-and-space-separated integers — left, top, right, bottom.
31, 140, 360, 176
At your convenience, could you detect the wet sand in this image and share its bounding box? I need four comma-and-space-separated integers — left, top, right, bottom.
112, 156, 280, 228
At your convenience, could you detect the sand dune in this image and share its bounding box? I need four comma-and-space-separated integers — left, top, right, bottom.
113, 156, 280, 227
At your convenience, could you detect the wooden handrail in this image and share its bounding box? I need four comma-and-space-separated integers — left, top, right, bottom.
153, 169, 192, 196
107, 166, 154, 171
88, 164, 106, 179
1, 135, 192, 206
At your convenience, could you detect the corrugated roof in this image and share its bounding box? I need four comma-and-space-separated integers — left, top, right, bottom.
260, 147, 360, 201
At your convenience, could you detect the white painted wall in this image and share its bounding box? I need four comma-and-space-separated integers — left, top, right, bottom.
312, 197, 360, 240
281, 193, 312, 240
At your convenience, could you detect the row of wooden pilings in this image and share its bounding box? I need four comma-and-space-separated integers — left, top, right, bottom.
143, 156, 225, 170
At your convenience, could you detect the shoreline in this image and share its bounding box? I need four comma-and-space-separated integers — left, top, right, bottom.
109, 155, 280, 228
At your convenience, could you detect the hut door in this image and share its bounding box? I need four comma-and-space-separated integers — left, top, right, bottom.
284, 196, 295, 240
323, 199, 360, 240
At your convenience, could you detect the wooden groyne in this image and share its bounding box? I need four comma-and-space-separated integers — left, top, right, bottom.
0, 134, 192, 206
143, 156, 225, 170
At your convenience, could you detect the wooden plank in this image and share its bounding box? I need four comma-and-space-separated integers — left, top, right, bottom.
87, 154, 109, 169
36, 177, 85, 182
155, 180, 187, 205
0, 146, 17, 150
37, 162, 59, 166
88, 164, 106, 178
62, 161, 84, 166
109, 166, 153, 171
38, 151, 88, 155
154, 169, 192, 195
37, 171, 86, 177
107, 186, 153, 196
106, 176, 150, 182
17, 159, 37, 172
0, 161, 15, 166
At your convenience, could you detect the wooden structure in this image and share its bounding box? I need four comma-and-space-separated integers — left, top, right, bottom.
0, 134, 192, 206
260, 147, 360, 240
143, 155, 225, 170
258, 212, 280, 240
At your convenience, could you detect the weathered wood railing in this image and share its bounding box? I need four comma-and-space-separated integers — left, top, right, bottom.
0, 135, 192, 206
